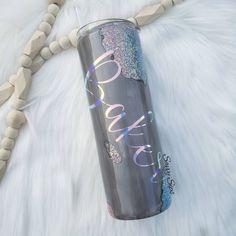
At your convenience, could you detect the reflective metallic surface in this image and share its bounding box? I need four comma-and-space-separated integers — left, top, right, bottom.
77, 19, 171, 220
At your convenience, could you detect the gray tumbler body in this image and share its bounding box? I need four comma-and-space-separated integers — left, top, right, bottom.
77, 19, 171, 220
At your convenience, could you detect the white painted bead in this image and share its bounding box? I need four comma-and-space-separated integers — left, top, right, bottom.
58, 36, 71, 49
1, 138, 14, 151
5, 127, 19, 139
49, 41, 62, 54
43, 13, 56, 25
48, 0, 64, 6
6, 110, 26, 129
0, 149, 10, 161
68, 28, 78, 48
40, 47, 53, 60
0, 160, 7, 178
9, 74, 17, 85
39, 22, 52, 35
31, 55, 45, 73
12, 98, 26, 110
19, 55, 32, 68
48, 4, 60, 16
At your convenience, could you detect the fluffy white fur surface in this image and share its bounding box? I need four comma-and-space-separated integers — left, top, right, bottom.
0, 0, 236, 235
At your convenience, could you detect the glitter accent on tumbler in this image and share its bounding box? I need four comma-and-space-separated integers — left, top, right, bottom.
104, 141, 122, 164
100, 23, 147, 82
161, 175, 171, 212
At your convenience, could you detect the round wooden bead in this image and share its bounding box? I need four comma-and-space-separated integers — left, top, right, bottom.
48, 4, 60, 16
1, 138, 14, 151
9, 74, 17, 85
40, 47, 53, 60
43, 13, 56, 25
5, 127, 19, 139
12, 98, 26, 110
58, 36, 71, 49
31, 55, 45, 73
0, 160, 7, 178
39, 22, 51, 35
49, 41, 62, 54
162, 0, 173, 9
69, 29, 78, 48
19, 55, 32, 68
0, 149, 10, 161
6, 110, 26, 129
48, 0, 64, 6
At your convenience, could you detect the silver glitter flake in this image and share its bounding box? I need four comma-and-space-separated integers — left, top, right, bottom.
104, 141, 122, 164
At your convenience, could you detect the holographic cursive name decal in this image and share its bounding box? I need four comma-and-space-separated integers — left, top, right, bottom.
85, 50, 166, 185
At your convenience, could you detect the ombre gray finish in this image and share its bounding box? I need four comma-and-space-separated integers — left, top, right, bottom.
77, 19, 171, 220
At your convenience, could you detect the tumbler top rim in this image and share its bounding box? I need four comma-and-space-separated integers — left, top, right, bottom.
77, 18, 137, 41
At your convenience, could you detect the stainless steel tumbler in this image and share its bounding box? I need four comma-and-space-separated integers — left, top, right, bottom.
77, 19, 171, 220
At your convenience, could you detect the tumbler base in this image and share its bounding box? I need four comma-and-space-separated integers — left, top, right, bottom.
107, 204, 170, 221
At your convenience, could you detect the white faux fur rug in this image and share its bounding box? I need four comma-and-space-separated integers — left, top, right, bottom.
0, 0, 236, 235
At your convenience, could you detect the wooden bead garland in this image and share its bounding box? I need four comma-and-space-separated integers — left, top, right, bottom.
0, 0, 76, 179
0, 0, 183, 180
0, 0, 81, 179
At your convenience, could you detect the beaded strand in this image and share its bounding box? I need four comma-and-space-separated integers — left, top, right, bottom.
0, 0, 78, 178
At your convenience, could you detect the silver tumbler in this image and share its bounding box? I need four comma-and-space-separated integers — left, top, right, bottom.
77, 19, 171, 220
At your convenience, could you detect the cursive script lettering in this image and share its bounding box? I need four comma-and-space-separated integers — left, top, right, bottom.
85, 50, 164, 183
